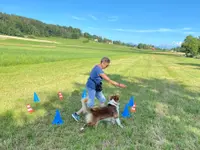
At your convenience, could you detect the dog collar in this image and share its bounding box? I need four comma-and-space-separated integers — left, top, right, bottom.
108, 99, 120, 114
108, 99, 119, 107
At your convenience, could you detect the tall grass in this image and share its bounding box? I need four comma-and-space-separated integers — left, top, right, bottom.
0, 38, 200, 149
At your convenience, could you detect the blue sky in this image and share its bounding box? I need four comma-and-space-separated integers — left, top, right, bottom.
0, 0, 200, 47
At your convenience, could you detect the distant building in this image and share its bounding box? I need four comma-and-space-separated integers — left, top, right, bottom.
94, 39, 98, 42
108, 41, 113, 44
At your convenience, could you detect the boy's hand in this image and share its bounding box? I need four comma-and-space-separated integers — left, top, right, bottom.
119, 83, 126, 88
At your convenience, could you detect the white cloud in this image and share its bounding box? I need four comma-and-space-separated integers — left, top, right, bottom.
158, 28, 173, 32
112, 28, 195, 33
157, 41, 184, 49
114, 28, 127, 31
182, 27, 192, 30
108, 16, 118, 22
183, 31, 196, 34
183, 31, 200, 36
71, 16, 86, 21
88, 15, 98, 20
172, 41, 182, 46
86, 27, 199, 36
113, 28, 174, 33
172, 41, 183, 47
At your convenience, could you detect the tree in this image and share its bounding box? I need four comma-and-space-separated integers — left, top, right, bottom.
137, 43, 143, 49
0, 12, 82, 39
198, 37, 200, 54
113, 40, 122, 45
71, 33, 79, 39
171, 46, 186, 52
83, 32, 92, 39
181, 35, 199, 57
137, 43, 153, 49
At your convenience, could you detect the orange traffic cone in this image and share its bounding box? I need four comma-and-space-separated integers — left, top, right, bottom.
58, 91, 63, 100
27, 104, 34, 113
130, 103, 136, 113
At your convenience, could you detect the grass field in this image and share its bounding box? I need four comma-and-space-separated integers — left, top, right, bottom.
0, 36, 200, 150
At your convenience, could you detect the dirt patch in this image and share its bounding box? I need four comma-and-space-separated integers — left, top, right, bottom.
0, 35, 59, 44
168, 66, 182, 70
155, 102, 169, 117
0, 43, 56, 48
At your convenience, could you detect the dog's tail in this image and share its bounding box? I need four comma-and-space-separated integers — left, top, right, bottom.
81, 97, 91, 113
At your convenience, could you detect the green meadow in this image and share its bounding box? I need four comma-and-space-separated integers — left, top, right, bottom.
0, 37, 200, 150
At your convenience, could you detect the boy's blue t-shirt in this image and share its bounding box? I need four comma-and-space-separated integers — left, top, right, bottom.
86, 65, 104, 89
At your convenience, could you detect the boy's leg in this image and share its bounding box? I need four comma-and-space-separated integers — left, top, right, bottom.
96, 91, 106, 107
76, 107, 84, 115
72, 108, 82, 121
72, 87, 96, 122
86, 87, 96, 108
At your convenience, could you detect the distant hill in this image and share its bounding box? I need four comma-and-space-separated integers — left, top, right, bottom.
0, 12, 130, 47
2, 11, 189, 51
0, 12, 82, 39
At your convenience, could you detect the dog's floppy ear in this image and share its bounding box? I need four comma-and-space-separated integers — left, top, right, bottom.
110, 94, 120, 101
109, 95, 113, 100
113, 95, 120, 101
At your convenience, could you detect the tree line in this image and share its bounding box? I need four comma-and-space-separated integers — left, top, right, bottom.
0, 12, 82, 39
0, 12, 132, 46
137, 43, 155, 49
4, 11, 197, 54
171, 35, 200, 58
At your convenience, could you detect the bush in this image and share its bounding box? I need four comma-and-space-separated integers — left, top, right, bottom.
27, 35, 36, 39
83, 39, 89, 43
185, 53, 193, 57
194, 55, 200, 59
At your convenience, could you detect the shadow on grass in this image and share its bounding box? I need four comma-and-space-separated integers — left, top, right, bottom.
1, 74, 200, 149
131, 50, 186, 58
177, 63, 200, 70
58, 44, 184, 58
0, 89, 86, 149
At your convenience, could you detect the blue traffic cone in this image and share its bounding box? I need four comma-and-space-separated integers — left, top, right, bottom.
81, 89, 87, 99
121, 103, 131, 118
33, 92, 40, 102
52, 109, 64, 125
128, 96, 134, 107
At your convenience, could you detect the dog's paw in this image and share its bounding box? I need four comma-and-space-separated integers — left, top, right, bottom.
111, 119, 116, 124
79, 127, 85, 133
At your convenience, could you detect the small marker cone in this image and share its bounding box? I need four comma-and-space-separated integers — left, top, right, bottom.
33, 92, 40, 102
52, 109, 64, 125
27, 104, 34, 113
130, 102, 136, 113
81, 89, 87, 99
121, 104, 131, 118
58, 91, 63, 100
128, 96, 134, 107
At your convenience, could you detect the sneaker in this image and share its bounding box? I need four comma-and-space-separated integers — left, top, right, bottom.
72, 113, 80, 122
